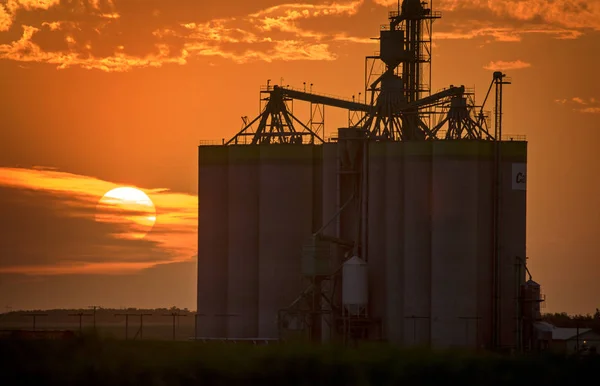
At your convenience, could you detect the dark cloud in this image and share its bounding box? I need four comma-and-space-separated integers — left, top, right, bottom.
0, 186, 173, 269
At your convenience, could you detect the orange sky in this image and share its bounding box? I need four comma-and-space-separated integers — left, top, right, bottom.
0, 0, 599, 314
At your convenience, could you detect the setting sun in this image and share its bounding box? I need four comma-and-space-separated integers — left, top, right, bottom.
96, 187, 157, 239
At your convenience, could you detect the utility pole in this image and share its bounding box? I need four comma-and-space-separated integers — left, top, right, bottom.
404, 316, 430, 345
162, 312, 186, 341
88, 306, 100, 331
138, 313, 152, 340
115, 313, 139, 340
23, 313, 48, 331
68, 312, 93, 335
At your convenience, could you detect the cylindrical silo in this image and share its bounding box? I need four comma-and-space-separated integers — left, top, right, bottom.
476, 141, 493, 349
342, 256, 369, 315
384, 141, 404, 344
430, 141, 480, 348
321, 143, 339, 240
197, 145, 229, 338
226, 145, 259, 338
258, 144, 315, 338
498, 141, 527, 348
402, 141, 432, 346
321, 143, 339, 342
367, 142, 387, 335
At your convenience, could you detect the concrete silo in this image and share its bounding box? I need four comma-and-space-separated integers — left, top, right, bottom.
401, 141, 432, 346
197, 146, 229, 338
257, 145, 317, 338
226, 145, 259, 338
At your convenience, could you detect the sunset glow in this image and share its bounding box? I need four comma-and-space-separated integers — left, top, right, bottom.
96, 187, 157, 240
0, 0, 599, 313
0, 167, 197, 276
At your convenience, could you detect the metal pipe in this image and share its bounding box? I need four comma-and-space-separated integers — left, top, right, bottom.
361, 135, 369, 262
314, 192, 356, 237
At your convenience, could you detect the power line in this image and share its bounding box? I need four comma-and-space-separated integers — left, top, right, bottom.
68, 312, 93, 335
162, 312, 187, 341
137, 313, 152, 340
114, 313, 139, 340
88, 306, 100, 331
22, 313, 48, 331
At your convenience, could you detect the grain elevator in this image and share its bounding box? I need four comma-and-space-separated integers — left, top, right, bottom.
197, 0, 539, 350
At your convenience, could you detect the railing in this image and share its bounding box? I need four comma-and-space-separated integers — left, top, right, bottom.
388, 10, 442, 19
279, 85, 361, 105
259, 85, 362, 106
198, 139, 225, 146
206, 134, 526, 145
502, 134, 527, 141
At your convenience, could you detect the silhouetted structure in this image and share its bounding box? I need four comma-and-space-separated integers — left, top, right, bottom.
197, 0, 538, 351
68, 312, 93, 334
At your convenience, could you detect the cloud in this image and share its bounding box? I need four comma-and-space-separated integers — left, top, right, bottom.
0, 167, 197, 275
436, 0, 600, 31
554, 97, 600, 114
376, 0, 597, 42
0, 0, 366, 71
483, 60, 531, 71
579, 107, 600, 114
434, 25, 583, 42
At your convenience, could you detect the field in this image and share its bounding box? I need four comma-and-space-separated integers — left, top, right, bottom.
2, 310, 599, 385
1, 337, 599, 386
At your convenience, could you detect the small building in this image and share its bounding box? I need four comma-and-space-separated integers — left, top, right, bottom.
534, 322, 600, 353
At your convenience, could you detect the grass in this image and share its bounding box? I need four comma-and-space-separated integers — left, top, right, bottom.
1, 336, 599, 386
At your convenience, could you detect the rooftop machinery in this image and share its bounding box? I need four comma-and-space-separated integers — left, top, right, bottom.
227, 0, 492, 145
197, 0, 533, 350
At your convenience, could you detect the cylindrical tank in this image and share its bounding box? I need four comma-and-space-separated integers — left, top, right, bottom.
342, 256, 368, 315
498, 141, 528, 347
226, 145, 259, 338
321, 143, 339, 342
367, 142, 387, 331
402, 141, 432, 346
197, 145, 229, 338
430, 141, 480, 348
521, 280, 542, 321
384, 142, 404, 344
258, 144, 314, 338
476, 141, 493, 348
